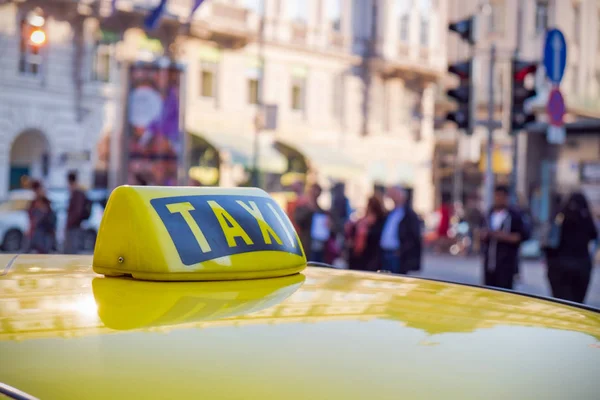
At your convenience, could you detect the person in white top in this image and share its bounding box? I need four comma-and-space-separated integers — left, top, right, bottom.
480, 185, 526, 290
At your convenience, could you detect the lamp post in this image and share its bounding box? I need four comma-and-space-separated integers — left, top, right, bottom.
251, 0, 266, 188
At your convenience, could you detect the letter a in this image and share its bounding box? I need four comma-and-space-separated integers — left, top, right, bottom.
207, 200, 254, 247
166, 202, 211, 253
237, 200, 283, 245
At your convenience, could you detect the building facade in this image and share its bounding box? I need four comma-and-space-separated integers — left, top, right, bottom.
0, 0, 449, 215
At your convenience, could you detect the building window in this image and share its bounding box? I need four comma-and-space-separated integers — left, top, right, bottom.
420, 17, 429, 46
326, 0, 342, 31
598, 11, 600, 51
291, 79, 305, 111
488, 1, 505, 34
199, 62, 217, 98
419, 0, 431, 46
247, 67, 262, 105
331, 74, 343, 120
573, 3, 581, 46
288, 0, 308, 24
382, 82, 390, 131
397, 0, 411, 42
91, 42, 112, 82
245, 0, 264, 14
247, 78, 259, 105
535, 0, 549, 34
19, 12, 46, 76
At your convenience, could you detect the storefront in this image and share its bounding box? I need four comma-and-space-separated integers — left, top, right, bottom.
188, 131, 287, 190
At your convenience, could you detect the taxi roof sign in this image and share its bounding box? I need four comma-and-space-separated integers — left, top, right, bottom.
92, 186, 306, 281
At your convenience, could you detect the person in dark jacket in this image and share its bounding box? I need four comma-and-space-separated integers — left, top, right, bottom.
294, 183, 330, 262
65, 171, 86, 254
379, 185, 422, 274
29, 196, 56, 254
481, 185, 527, 290
544, 192, 598, 303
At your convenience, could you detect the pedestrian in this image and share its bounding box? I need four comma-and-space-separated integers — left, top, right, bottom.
434, 193, 453, 253
287, 180, 307, 233
331, 182, 350, 235
26, 180, 46, 251
64, 171, 87, 254
543, 192, 598, 303
480, 185, 527, 290
379, 185, 422, 274
347, 196, 386, 271
294, 183, 330, 263
29, 196, 56, 254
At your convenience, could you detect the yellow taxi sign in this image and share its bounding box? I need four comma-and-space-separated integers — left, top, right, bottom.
92, 186, 306, 281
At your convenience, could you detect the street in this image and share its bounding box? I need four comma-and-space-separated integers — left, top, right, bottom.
415, 253, 600, 309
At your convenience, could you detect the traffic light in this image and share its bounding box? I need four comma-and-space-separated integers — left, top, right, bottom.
29, 28, 46, 46
446, 16, 477, 133
446, 60, 473, 132
448, 16, 476, 45
510, 60, 538, 131
19, 10, 46, 74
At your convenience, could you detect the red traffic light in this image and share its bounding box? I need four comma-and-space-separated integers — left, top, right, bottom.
513, 61, 537, 82
448, 61, 472, 80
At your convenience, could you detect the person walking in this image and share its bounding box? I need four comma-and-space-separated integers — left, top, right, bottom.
294, 183, 330, 263
64, 171, 86, 254
480, 185, 527, 290
287, 181, 307, 233
26, 180, 46, 251
29, 196, 56, 254
434, 193, 453, 253
348, 196, 386, 271
379, 186, 422, 274
544, 192, 598, 303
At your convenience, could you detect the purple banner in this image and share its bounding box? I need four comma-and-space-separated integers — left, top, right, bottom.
126, 63, 183, 186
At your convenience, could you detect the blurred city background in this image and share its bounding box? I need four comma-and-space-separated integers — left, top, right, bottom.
0, 0, 599, 306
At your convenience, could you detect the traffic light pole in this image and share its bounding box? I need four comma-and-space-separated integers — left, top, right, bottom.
484, 44, 496, 212
509, 1, 524, 206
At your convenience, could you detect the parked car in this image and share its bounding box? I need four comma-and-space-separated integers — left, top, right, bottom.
0, 189, 106, 252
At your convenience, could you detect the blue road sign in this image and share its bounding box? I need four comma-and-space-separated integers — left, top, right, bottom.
544, 29, 567, 84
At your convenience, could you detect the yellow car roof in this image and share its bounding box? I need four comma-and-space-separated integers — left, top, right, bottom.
1, 254, 600, 400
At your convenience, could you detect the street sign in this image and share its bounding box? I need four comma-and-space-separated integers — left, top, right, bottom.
544, 29, 567, 84
546, 88, 566, 144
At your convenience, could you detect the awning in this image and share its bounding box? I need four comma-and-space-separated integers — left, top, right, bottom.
479, 146, 512, 175
190, 131, 287, 173
276, 139, 363, 181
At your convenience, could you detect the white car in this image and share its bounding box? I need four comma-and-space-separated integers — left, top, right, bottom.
0, 189, 105, 252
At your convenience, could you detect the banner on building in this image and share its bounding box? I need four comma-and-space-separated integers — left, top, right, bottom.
125, 62, 185, 186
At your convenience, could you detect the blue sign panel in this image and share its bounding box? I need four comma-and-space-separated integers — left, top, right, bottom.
544, 29, 567, 84
151, 195, 302, 266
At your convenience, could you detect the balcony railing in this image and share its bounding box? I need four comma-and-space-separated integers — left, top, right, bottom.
291, 23, 308, 45
189, 1, 252, 48
211, 2, 248, 23
330, 31, 344, 50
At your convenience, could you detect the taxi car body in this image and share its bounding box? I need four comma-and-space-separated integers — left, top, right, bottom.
1, 254, 600, 399
1, 185, 599, 399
